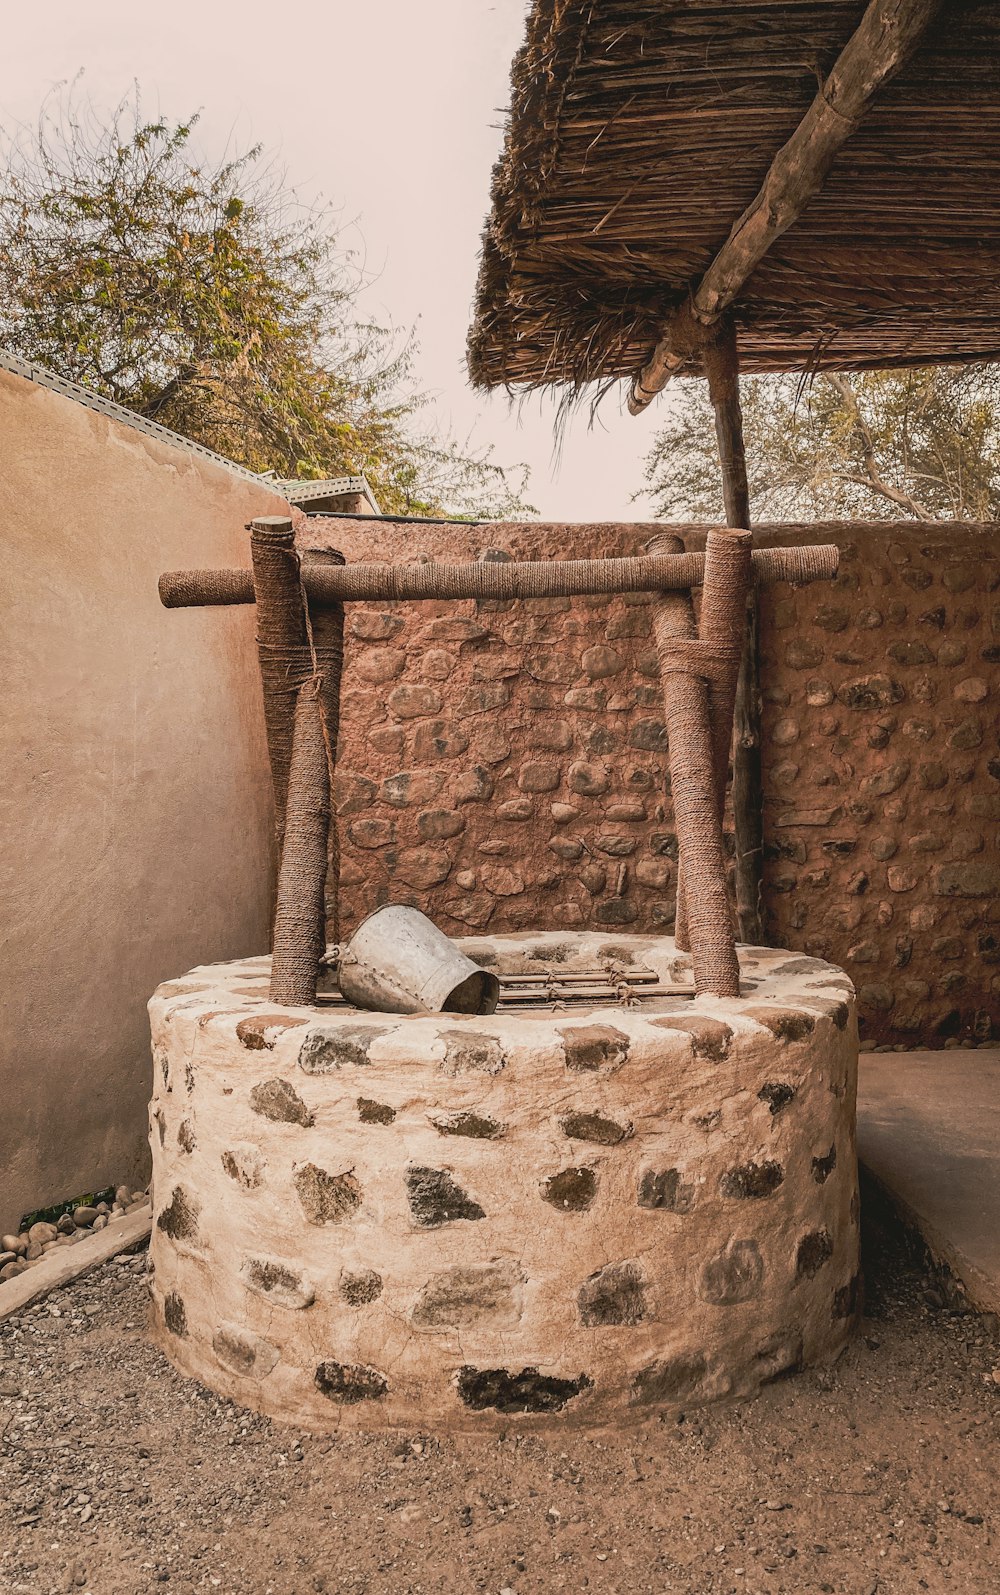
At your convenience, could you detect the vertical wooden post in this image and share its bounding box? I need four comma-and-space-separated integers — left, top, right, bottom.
702, 323, 763, 945
249, 517, 313, 850
301, 548, 346, 949
645, 531, 697, 950
269, 683, 331, 1005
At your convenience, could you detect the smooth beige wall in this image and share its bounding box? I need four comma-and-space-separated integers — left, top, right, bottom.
0, 367, 285, 1233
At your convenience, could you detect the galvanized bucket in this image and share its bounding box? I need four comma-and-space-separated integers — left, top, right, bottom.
337, 906, 500, 1016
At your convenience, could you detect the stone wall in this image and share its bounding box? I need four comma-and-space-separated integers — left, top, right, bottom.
304, 516, 999, 1049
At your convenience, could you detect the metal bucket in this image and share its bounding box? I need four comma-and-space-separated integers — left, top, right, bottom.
337, 906, 500, 1016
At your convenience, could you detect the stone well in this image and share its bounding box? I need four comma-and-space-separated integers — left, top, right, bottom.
147, 933, 859, 1429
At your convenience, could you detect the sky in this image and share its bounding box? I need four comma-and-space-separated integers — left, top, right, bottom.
0, 0, 676, 521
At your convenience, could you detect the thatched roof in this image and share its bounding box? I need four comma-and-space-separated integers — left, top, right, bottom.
468, 0, 1000, 393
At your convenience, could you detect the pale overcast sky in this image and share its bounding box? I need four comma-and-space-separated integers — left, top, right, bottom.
0, 0, 676, 520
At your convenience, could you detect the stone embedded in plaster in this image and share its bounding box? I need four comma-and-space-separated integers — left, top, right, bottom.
221, 1144, 266, 1189
406, 1166, 486, 1227
578, 1260, 646, 1326
412, 1261, 525, 1330
177, 1118, 196, 1153
543, 1167, 598, 1212
630, 1350, 708, 1406
235, 1014, 307, 1051
429, 1109, 505, 1140
700, 1240, 765, 1306
163, 1291, 187, 1337
156, 1186, 200, 1243
293, 1164, 362, 1226
743, 1007, 816, 1042
560, 1111, 632, 1146
796, 1229, 834, 1281
800, 997, 851, 1030
153, 1108, 167, 1147
357, 1097, 396, 1125
720, 1161, 784, 1200
758, 1082, 796, 1116
250, 1078, 314, 1128
242, 1257, 315, 1310
339, 1269, 383, 1307
299, 1026, 392, 1074
455, 1366, 592, 1414
314, 1360, 388, 1404
637, 1168, 695, 1213
651, 1015, 733, 1061
213, 1324, 280, 1377
560, 1024, 630, 1072
812, 1145, 838, 1184
440, 1030, 505, 1077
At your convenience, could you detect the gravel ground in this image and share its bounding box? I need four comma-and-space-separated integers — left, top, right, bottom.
1, 1185, 998, 1595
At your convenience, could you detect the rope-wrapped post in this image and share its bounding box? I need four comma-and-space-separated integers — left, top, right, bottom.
656, 638, 740, 997
699, 528, 753, 817
645, 532, 697, 953
269, 680, 331, 1005
249, 517, 314, 848
301, 547, 346, 949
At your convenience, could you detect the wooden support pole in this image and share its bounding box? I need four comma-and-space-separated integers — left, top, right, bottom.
301, 548, 346, 949
159, 543, 838, 610
645, 531, 697, 951
269, 682, 331, 1006
628, 0, 943, 413
703, 324, 763, 945
249, 517, 314, 849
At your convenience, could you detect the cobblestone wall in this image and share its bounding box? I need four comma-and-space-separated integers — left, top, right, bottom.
302, 517, 999, 1049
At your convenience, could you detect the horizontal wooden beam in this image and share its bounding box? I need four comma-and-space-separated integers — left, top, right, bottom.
159, 544, 838, 610
628, 0, 943, 414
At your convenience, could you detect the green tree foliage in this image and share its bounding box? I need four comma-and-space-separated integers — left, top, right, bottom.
0, 89, 531, 518
640, 365, 1000, 523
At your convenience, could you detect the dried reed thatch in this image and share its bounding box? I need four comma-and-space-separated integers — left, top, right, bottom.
468, 0, 1000, 394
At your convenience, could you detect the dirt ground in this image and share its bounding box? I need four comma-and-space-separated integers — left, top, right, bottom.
1, 1185, 998, 1595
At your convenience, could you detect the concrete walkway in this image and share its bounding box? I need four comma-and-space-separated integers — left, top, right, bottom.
858, 1049, 1000, 1312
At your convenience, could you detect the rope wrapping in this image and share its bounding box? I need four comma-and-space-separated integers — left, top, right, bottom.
301, 548, 346, 949
269, 680, 331, 1005
158, 542, 838, 609
250, 520, 315, 848
645, 532, 697, 955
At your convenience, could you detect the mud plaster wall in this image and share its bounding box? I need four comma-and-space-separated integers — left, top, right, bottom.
303, 517, 1000, 1051
0, 367, 286, 1235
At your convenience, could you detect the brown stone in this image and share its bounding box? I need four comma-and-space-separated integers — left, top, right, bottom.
578, 1259, 646, 1325
293, 1164, 362, 1226
560, 1023, 630, 1072
453, 766, 495, 804
314, 1360, 388, 1403
388, 684, 443, 719
412, 720, 470, 761
429, 1109, 505, 1140
480, 864, 524, 896
560, 1110, 631, 1145
457, 683, 510, 716
156, 1186, 199, 1243
418, 808, 466, 840
412, 1261, 523, 1328
235, 1014, 307, 1051
406, 1165, 485, 1226
518, 761, 561, 793
637, 1168, 695, 1212
339, 1269, 383, 1306
348, 817, 396, 850
720, 1161, 784, 1200
249, 1078, 314, 1128
441, 1030, 506, 1075
355, 648, 405, 684
420, 648, 456, 681
629, 719, 668, 752
581, 644, 625, 679
334, 772, 378, 815
350, 610, 403, 642
699, 1240, 764, 1305
568, 760, 610, 796
651, 1015, 732, 1061
396, 846, 452, 889
542, 1167, 597, 1211
299, 1025, 391, 1073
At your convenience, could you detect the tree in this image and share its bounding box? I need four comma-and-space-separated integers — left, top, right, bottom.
639, 364, 1000, 523
0, 87, 531, 519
